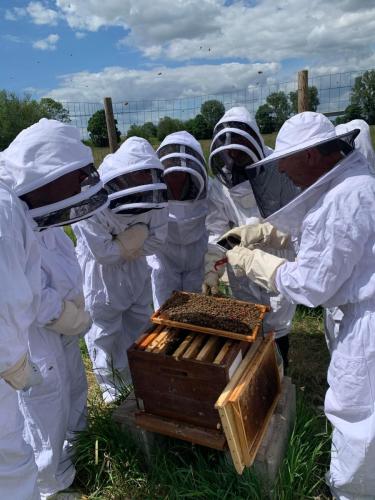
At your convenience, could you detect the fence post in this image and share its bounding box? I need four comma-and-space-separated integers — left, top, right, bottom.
103, 97, 119, 153
297, 70, 309, 113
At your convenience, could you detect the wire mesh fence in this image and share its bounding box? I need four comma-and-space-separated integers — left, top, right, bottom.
62, 69, 366, 166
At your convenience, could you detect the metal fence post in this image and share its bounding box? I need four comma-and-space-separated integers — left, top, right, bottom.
298, 70, 309, 113
103, 97, 119, 153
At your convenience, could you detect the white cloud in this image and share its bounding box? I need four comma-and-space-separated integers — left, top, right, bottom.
75, 31, 86, 39
51, 0, 375, 71
33, 33, 60, 50
5, 7, 27, 21
27, 1, 59, 25
5, 2, 59, 25
46, 61, 281, 103
2, 34, 24, 44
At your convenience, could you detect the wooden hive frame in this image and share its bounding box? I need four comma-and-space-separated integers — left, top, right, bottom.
151, 291, 270, 342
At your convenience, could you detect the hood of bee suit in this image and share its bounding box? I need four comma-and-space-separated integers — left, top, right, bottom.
157, 130, 208, 202
336, 119, 375, 169
158, 130, 205, 160
215, 106, 264, 140
99, 136, 168, 214
99, 136, 164, 182
0, 118, 94, 196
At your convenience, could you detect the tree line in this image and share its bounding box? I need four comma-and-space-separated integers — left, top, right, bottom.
1, 70, 375, 151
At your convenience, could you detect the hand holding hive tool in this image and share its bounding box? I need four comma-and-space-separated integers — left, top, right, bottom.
202, 245, 226, 296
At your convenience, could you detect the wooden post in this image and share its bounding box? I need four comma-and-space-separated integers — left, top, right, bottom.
103, 97, 119, 153
297, 70, 309, 113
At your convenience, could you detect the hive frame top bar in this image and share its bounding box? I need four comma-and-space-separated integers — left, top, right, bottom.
151, 291, 270, 343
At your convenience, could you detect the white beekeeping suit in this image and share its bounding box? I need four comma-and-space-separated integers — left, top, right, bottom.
147, 131, 208, 309
35, 228, 88, 489
0, 180, 41, 500
324, 119, 375, 352
1, 119, 108, 498
205, 106, 296, 366
226, 112, 375, 499
74, 137, 168, 403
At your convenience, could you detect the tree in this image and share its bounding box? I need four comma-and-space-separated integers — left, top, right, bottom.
185, 114, 210, 140
255, 103, 276, 134
87, 109, 121, 147
346, 70, 375, 124
266, 91, 291, 130
156, 116, 184, 141
200, 99, 225, 136
39, 97, 70, 122
0, 91, 48, 150
335, 103, 364, 125
289, 86, 320, 114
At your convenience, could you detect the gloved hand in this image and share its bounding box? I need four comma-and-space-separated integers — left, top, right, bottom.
47, 300, 92, 336
1, 353, 42, 391
202, 248, 226, 295
115, 223, 149, 261
219, 222, 290, 250
226, 246, 286, 292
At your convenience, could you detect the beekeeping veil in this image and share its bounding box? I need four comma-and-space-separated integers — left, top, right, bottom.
0, 118, 108, 230
209, 107, 266, 188
157, 131, 207, 201
245, 112, 359, 231
100, 136, 167, 215
336, 119, 375, 169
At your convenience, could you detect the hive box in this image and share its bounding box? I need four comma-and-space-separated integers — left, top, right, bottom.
128, 323, 281, 474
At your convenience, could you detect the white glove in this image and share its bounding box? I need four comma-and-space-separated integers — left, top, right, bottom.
202, 248, 226, 295
226, 246, 286, 292
115, 223, 149, 261
47, 300, 92, 336
1, 353, 42, 391
219, 223, 290, 250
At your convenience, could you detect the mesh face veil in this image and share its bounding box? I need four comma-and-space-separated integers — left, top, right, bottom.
26, 164, 109, 229
157, 143, 207, 202
209, 121, 265, 188
104, 165, 168, 215
245, 131, 358, 219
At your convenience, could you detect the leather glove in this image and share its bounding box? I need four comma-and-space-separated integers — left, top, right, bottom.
1, 353, 42, 391
202, 248, 225, 295
115, 223, 149, 261
219, 222, 290, 250
47, 300, 92, 336
226, 246, 286, 292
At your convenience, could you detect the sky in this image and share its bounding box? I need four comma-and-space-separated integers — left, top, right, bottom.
1, 0, 375, 108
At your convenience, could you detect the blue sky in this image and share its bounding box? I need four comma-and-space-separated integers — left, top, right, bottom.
1, 0, 375, 109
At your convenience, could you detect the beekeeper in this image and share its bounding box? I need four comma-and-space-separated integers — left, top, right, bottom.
74, 137, 168, 403
147, 131, 208, 309
0, 179, 41, 500
324, 118, 375, 352
1, 118, 108, 497
224, 112, 375, 499
204, 107, 296, 368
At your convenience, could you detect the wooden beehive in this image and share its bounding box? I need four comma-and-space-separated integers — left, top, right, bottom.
128, 322, 281, 472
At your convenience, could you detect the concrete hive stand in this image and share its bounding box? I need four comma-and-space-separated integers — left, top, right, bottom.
113, 376, 296, 489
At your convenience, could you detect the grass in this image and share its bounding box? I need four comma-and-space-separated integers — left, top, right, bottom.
73, 306, 332, 499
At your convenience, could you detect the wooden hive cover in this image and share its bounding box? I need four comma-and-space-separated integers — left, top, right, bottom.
151, 291, 270, 342
215, 334, 281, 474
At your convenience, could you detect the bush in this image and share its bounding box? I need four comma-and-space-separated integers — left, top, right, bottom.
0, 91, 70, 150
201, 99, 225, 137
156, 116, 184, 141
87, 109, 121, 147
